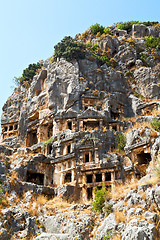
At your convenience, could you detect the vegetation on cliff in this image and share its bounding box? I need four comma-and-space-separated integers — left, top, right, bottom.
14, 62, 42, 88
53, 36, 85, 61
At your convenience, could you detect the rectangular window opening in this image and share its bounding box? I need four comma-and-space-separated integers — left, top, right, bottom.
96, 173, 102, 182
85, 153, 89, 162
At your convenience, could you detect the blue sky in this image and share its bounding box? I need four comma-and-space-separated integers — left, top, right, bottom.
0, 0, 160, 123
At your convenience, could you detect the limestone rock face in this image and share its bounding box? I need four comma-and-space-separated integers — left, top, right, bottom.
1, 22, 160, 240
94, 213, 117, 239
122, 219, 157, 240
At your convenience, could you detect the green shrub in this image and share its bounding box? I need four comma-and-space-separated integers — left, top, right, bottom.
102, 231, 112, 240
139, 52, 149, 66
91, 185, 108, 213
104, 28, 113, 36
140, 21, 159, 26
117, 21, 139, 33
14, 62, 42, 88
125, 71, 132, 77
115, 133, 126, 151
43, 137, 53, 149
150, 118, 160, 131
144, 37, 160, 51
0, 184, 5, 204
133, 92, 144, 99
88, 43, 110, 66
53, 36, 85, 61
90, 44, 99, 52
90, 23, 105, 35
104, 202, 112, 216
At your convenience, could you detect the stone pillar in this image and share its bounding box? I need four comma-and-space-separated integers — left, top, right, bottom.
53, 120, 59, 136
99, 120, 103, 130
79, 120, 83, 131
93, 174, 96, 183
60, 173, 64, 185
82, 186, 87, 201
71, 170, 75, 182
72, 120, 76, 131
82, 174, 87, 201
111, 171, 115, 192
95, 150, 99, 163
120, 125, 123, 131
102, 172, 105, 182
93, 187, 96, 199
111, 171, 115, 182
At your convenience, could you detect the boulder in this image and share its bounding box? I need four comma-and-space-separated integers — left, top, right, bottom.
34, 233, 69, 240
94, 213, 117, 239
122, 219, 157, 240
132, 24, 149, 38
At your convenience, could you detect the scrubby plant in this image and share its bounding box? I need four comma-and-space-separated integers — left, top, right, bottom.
104, 202, 112, 216
144, 36, 160, 51
0, 184, 4, 204
90, 23, 113, 36
125, 71, 132, 77
87, 43, 110, 66
115, 133, 126, 151
102, 231, 112, 239
90, 23, 105, 35
133, 92, 144, 99
140, 21, 159, 26
53, 36, 85, 61
116, 21, 139, 33
117, 21, 159, 33
139, 52, 149, 66
104, 28, 113, 36
150, 118, 160, 131
14, 62, 42, 88
91, 185, 108, 213
43, 137, 53, 149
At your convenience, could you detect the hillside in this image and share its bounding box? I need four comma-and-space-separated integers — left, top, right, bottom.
0, 21, 160, 240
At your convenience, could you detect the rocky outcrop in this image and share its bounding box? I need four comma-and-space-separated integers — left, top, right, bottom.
0, 21, 160, 239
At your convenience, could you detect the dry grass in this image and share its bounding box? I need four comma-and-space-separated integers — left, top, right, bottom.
150, 203, 158, 212
112, 178, 139, 201
45, 197, 73, 215
10, 171, 18, 185
150, 131, 159, 138
114, 210, 126, 223
149, 108, 160, 116
112, 234, 122, 240
28, 201, 39, 217
125, 121, 151, 134
139, 191, 147, 201
27, 195, 48, 217
0, 197, 9, 214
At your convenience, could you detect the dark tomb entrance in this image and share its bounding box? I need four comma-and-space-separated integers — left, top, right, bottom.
137, 152, 151, 165
87, 187, 93, 200
26, 171, 44, 185
64, 173, 71, 183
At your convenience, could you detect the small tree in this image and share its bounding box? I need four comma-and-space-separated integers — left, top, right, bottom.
115, 133, 126, 151
14, 62, 42, 88
116, 21, 139, 33
151, 118, 160, 131
92, 185, 108, 213
53, 36, 85, 61
90, 23, 105, 35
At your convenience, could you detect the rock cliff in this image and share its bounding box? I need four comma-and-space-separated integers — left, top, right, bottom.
0, 22, 160, 239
